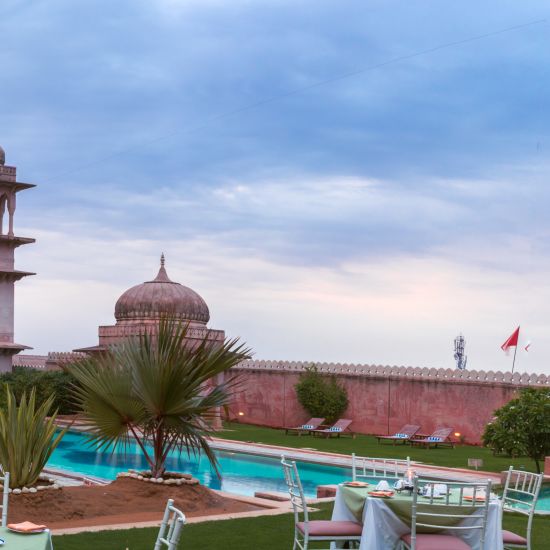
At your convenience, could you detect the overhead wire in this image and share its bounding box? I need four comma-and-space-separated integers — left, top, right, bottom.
44, 17, 546, 182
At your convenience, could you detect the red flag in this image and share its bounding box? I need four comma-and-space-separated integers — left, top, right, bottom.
501, 326, 520, 353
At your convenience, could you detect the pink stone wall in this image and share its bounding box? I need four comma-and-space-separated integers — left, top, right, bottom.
229, 368, 523, 444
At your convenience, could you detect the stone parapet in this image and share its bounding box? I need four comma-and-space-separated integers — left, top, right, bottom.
0, 165, 16, 182
45, 351, 87, 371
233, 359, 549, 387
12, 354, 47, 369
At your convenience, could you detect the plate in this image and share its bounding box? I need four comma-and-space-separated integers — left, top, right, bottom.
464, 496, 486, 502
343, 481, 369, 487
7, 527, 46, 534
368, 491, 394, 498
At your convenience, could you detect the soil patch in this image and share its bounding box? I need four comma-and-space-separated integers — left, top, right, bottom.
8, 477, 262, 530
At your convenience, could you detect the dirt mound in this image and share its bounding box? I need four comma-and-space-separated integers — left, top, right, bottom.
8, 477, 260, 530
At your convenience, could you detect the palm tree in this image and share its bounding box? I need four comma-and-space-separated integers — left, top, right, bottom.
68, 318, 251, 478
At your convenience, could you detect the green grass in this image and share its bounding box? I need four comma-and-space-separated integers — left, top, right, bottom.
53, 503, 550, 550
218, 422, 539, 473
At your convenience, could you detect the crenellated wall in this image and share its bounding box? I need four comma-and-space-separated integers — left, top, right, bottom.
230, 360, 549, 444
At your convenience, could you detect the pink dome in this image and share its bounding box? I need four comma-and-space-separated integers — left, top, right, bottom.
114, 255, 210, 324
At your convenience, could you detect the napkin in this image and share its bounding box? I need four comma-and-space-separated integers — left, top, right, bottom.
423, 484, 442, 497
375, 480, 391, 491
7, 521, 47, 532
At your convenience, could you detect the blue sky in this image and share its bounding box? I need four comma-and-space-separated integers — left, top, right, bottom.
2, 0, 550, 373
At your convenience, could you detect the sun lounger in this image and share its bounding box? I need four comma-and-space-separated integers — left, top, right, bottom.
284, 417, 325, 435
310, 419, 354, 438
409, 427, 455, 448
376, 424, 421, 445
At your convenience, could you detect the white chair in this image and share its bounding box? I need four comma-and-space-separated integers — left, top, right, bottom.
400, 476, 493, 550
154, 498, 186, 550
351, 453, 410, 482
281, 456, 362, 550
0, 472, 9, 527
501, 466, 544, 550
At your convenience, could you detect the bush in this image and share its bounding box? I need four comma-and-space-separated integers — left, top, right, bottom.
482, 388, 550, 473
0, 367, 80, 415
0, 387, 66, 487
295, 366, 348, 424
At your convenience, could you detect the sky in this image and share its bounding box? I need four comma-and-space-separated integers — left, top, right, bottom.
1, 0, 550, 374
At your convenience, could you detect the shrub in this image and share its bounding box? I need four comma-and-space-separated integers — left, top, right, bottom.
0, 387, 66, 488
0, 367, 80, 415
482, 388, 550, 473
295, 366, 348, 424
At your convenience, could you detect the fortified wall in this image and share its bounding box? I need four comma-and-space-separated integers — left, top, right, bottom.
230, 360, 550, 444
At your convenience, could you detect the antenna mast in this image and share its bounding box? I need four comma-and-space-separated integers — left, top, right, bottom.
454, 334, 467, 370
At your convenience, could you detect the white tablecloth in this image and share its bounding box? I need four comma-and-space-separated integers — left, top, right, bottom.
331, 486, 503, 550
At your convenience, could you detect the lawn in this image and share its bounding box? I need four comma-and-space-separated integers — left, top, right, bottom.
218, 422, 539, 473
53, 502, 550, 549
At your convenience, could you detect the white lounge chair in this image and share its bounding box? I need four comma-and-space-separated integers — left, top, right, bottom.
281, 456, 362, 550
154, 498, 186, 550
501, 466, 544, 550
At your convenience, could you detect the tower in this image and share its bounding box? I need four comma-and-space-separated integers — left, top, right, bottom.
453, 333, 467, 370
0, 146, 35, 371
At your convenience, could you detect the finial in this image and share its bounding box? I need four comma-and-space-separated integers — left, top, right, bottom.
150, 253, 173, 283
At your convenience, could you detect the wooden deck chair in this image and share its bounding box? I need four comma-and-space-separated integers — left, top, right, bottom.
281, 456, 362, 550
400, 476, 492, 550
501, 466, 544, 550
409, 427, 454, 448
376, 425, 421, 445
284, 417, 325, 435
154, 498, 186, 550
310, 419, 354, 439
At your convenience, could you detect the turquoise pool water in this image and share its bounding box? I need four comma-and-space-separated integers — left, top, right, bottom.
513, 486, 550, 514
47, 431, 360, 497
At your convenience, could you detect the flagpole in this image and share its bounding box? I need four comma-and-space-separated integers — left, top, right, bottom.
511, 343, 518, 374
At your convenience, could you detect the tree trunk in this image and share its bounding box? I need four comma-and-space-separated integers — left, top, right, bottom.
152, 424, 166, 478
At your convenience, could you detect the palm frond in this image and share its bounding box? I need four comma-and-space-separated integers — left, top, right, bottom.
66, 317, 251, 477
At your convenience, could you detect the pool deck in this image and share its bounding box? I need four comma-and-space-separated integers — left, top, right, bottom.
209, 436, 504, 485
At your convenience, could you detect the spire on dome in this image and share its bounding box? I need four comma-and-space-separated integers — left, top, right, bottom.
152, 253, 173, 283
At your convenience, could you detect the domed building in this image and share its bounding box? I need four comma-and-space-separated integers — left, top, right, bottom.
75, 254, 225, 353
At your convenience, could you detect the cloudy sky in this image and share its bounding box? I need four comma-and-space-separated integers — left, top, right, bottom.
2, 0, 549, 373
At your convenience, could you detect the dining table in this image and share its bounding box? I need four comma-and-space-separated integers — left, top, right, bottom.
0, 527, 53, 549
331, 484, 504, 550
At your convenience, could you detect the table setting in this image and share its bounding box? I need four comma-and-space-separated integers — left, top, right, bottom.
331, 477, 504, 550
0, 521, 53, 549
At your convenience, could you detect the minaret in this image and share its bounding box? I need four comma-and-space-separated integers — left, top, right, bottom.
0, 146, 35, 371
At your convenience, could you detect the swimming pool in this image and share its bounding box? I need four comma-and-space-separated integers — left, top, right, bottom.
46, 431, 361, 497
46, 432, 550, 511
